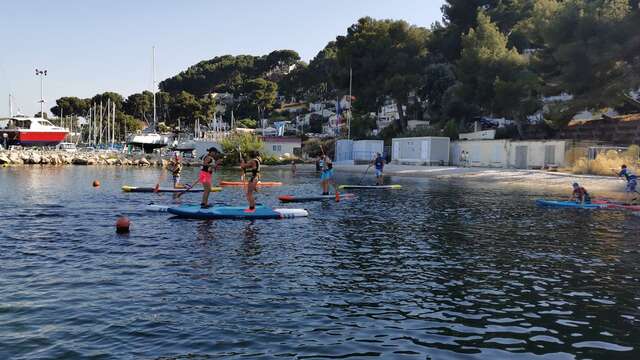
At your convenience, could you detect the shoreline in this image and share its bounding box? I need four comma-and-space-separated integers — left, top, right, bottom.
0, 149, 201, 167
328, 163, 631, 197
3, 151, 632, 198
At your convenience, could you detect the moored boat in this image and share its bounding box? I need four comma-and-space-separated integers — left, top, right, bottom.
0, 116, 68, 146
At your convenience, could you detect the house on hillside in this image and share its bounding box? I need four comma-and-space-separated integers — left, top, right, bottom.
261, 136, 302, 157
377, 99, 406, 131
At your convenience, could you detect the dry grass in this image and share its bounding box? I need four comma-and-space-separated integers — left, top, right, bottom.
570, 145, 640, 176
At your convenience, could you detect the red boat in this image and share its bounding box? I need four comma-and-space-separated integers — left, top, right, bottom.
1, 116, 68, 146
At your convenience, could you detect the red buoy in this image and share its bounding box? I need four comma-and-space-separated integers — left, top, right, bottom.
92, 180, 101, 187
116, 216, 130, 234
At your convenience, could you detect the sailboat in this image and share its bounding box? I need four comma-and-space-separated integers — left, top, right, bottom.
127, 46, 171, 153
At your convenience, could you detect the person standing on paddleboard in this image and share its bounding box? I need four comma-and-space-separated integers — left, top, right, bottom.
618, 165, 638, 203
240, 150, 261, 212
319, 154, 335, 195
571, 183, 591, 204
372, 152, 385, 186
170, 153, 183, 188
200, 147, 220, 208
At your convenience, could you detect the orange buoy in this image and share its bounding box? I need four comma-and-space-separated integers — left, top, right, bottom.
115, 216, 130, 234
92, 180, 101, 187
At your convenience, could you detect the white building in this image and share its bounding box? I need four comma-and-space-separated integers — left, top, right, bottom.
261, 136, 302, 158
392, 136, 450, 165
335, 139, 384, 164
450, 139, 568, 169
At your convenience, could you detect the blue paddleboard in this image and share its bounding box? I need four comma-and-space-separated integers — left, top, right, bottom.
535, 199, 606, 209
167, 204, 308, 219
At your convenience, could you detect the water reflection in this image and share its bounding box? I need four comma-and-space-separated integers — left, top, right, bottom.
0, 166, 639, 359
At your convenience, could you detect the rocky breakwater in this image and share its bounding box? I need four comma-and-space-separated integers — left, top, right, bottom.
0, 150, 203, 167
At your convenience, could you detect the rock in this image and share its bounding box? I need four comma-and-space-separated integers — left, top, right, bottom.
40, 155, 50, 164
50, 154, 60, 165
72, 157, 89, 165
139, 157, 150, 166
87, 158, 97, 165
106, 158, 117, 166
0, 154, 10, 164
8, 152, 22, 163
27, 153, 41, 164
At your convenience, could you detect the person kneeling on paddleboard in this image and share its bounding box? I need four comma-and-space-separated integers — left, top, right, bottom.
571, 182, 591, 204
240, 150, 261, 212
200, 147, 221, 208
372, 152, 385, 186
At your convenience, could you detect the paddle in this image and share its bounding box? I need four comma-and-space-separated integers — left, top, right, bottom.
154, 161, 168, 193
174, 178, 200, 199
359, 165, 372, 185
238, 146, 247, 188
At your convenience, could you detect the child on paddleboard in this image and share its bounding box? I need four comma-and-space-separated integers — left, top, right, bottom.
319, 154, 336, 195
372, 152, 385, 186
571, 182, 591, 204
240, 150, 261, 212
618, 165, 638, 203
170, 153, 182, 188
200, 147, 221, 208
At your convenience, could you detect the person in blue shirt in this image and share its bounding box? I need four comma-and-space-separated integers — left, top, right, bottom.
618, 165, 638, 202
372, 152, 385, 186
319, 154, 335, 195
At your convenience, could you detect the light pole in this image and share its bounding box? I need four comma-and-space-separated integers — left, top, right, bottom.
35, 68, 47, 118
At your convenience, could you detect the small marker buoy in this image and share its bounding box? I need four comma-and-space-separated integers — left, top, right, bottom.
116, 216, 130, 234
93, 180, 101, 187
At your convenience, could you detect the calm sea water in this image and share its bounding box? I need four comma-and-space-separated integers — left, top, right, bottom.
1, 166, 639, 360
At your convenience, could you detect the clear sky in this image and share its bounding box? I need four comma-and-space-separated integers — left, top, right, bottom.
0, 0, 445, 117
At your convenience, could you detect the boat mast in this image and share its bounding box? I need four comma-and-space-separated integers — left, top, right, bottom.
99, 101, 103, 145
8, 94, 13, 117
152, 46, 157, 132
107, 98, 111, 145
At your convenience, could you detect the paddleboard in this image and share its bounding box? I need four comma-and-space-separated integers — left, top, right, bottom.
536, 199, 640, 211
278, 194, 355, 203
219, 181, 283, 187
338, 184, 402, 190
535, 199, 606, 209
602, 203, 640, 211
166, 204, 308, 220
122, 185, 222, 193
146, 204, 170, 212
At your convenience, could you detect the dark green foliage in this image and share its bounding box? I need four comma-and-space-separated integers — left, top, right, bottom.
50, 97, 89, 117
237, 118, 257, 129
335, 17, 431, 131
50, 1, 640, 140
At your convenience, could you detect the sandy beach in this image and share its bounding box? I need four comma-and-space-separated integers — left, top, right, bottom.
329, 163, 632, 198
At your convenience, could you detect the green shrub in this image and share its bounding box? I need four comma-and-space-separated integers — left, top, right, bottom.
219, 132, 264, 166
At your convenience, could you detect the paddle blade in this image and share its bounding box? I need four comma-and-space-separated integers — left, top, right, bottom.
335, 191, 340, 202
153, 184, 160, 193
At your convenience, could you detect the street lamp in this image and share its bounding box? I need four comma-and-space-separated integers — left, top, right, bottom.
35, 68, 47, 118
